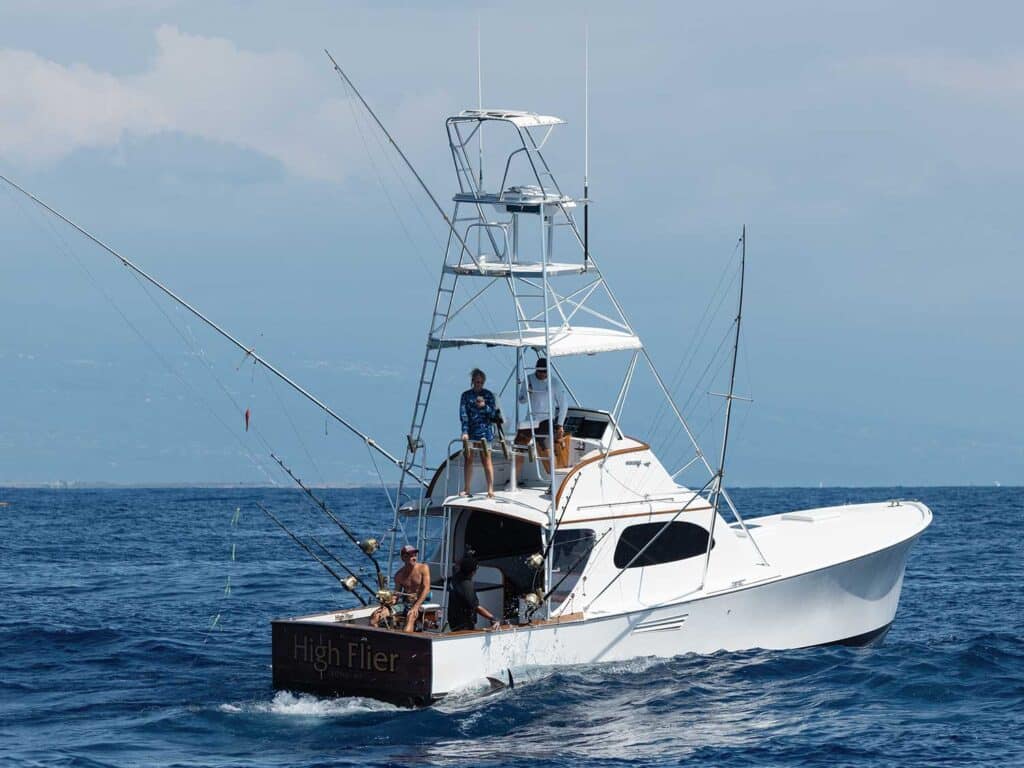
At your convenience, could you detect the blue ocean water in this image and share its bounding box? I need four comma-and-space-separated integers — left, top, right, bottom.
0, 486, 1021, 767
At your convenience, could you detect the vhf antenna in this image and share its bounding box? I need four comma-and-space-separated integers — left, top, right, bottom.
583, 23, 590, 262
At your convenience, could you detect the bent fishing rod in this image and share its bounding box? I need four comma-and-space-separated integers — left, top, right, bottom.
257, 502, 371, 604
0, 172, 425, 489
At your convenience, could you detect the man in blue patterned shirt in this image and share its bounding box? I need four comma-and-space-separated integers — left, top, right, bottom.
460, 368, 497, 497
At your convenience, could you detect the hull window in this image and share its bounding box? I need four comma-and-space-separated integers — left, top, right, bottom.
613, 521, 714, 569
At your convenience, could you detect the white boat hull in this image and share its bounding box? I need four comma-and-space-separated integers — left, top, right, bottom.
430, 534, 917, 695
273, 524, 923, 704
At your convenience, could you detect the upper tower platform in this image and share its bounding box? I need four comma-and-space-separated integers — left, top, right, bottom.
423, 105, 636, 357
453, 109, 564, 128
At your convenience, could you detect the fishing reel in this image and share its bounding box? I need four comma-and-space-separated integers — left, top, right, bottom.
376, 588, 397, 607
341, 575, 359, 592
519, 590, 545, 621
526, 552, 545, 571
358, 537, 379, 555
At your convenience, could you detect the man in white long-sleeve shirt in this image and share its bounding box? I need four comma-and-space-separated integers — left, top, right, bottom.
514, 357, 565, 478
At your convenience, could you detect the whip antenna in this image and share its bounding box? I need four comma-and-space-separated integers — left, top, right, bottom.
477, 15, 484, 191
583, 23, 590, 262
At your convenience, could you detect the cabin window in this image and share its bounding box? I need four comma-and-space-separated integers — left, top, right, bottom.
464, 512, 540, 560
613, 521, 713, 569
550, 528, 596, 604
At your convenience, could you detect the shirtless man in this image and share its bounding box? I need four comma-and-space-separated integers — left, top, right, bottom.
370, 544, 431, 633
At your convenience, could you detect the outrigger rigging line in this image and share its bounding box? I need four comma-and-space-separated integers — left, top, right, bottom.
0, 172, 424, 489
324, 49, 475, 264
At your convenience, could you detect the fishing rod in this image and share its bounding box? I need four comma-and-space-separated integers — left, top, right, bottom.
308, 534, 377, 599
271, 452, 384, 582
257, 502, 368, 605
528, 472, 582, 593
526, 527, 611, 619
0, 172, 425, 489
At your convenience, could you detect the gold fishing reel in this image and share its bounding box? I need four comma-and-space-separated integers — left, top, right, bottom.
359, 537, 379, 555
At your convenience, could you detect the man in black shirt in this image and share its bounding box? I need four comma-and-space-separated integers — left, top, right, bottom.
447, 554, 499, 632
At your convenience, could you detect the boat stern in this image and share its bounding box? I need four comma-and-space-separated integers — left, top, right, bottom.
271, 616, 435, 707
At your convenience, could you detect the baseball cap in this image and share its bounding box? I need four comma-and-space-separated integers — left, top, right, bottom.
400, 544, 419, 557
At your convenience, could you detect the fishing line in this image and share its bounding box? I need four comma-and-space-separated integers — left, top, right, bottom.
5, 185, 278, 485
646, 243, 741, 439
336, 67, 510, 348
664, 331, 736, 474
261, 364, 327, 486
123, 270, 282, 484
655, 320, 737, 469
341, 81, 437, 276
2, 186, 300, 659
189, 504, 245, 666
365, 440, 398, 517
338, 76, 506, 466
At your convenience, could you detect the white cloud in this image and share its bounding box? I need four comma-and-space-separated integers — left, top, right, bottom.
0, 25, 452, 182
0, 48, 159, 164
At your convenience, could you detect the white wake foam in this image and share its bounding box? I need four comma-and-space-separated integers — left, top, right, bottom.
219, 691, 400, 717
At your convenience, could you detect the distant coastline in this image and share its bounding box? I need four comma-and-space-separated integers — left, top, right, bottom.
0, 482, 1016, 490
0, 481, 383, 490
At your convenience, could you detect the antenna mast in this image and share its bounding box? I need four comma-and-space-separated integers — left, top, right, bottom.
583, 24, 590, 262
477, 16, 484, 191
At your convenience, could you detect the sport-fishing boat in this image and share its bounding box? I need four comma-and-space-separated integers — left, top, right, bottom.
1, 58, 932, 709
268, 65, 933, 706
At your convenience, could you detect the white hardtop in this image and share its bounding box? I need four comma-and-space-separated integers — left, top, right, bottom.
453, 186, 577, 208
455, 109, 564, 127
430, 326, 643, 357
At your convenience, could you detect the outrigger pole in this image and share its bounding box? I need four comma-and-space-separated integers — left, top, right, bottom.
700, 225, 747, 589
0, 173, 422, 488
324, 50, 476, 265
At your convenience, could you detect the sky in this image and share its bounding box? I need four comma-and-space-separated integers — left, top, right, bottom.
1, 1, 1022, 487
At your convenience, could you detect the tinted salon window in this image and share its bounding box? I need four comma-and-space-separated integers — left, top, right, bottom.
550, 528, 596, 603
613, 521, 713, 569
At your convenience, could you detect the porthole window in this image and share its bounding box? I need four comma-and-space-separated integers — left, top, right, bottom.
613, 521, 713, 569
